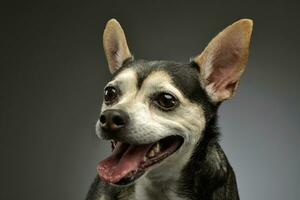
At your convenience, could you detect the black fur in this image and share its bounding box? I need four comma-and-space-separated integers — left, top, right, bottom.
86, 60, 239, 200
177, 116, 239, 200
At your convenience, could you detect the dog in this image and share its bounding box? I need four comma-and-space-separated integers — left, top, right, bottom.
86, 18, 253, 200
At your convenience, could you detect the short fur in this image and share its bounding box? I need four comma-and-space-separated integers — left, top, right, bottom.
86, 18, 253, 200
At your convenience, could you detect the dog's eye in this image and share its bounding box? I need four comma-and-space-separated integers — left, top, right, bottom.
104, 86, 118, 104
154, 92, 178, 111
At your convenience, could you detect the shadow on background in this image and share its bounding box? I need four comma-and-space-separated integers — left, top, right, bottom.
1, 1, 300, 200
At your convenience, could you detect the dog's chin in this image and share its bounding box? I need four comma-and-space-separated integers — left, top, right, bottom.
97, 135, 184, 186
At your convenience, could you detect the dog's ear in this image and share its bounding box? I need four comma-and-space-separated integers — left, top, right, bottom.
193, 19, 253, 102
103, 19, 133, 74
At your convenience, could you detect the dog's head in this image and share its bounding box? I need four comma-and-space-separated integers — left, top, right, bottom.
95, 19, 253, 186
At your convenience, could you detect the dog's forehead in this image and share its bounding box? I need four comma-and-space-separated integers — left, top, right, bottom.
112, 60, 207, 101
111, 66, 182, 101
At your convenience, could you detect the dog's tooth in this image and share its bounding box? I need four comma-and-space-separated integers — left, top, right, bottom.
154, 143, 160, 153
147, 143, 160, 158
143, 156, 147, 162
147, 149, 155, 158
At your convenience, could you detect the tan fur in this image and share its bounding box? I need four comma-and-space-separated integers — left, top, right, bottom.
97, 69, 206, 145
103, 19, 133, 73
95, 68, 206, 200
94, 18, 253, 200
194, 19, 253, 102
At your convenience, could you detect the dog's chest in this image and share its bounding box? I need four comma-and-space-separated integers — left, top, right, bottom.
134, 177, 187, 200
134, 189, 186, 200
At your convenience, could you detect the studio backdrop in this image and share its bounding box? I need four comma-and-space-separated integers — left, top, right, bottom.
1, 1, 300, 200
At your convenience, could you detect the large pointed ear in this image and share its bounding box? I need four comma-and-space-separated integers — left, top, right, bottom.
193, 19, 253, 102
103, 19, 133, 74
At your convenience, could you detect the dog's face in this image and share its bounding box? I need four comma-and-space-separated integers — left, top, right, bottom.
95, 19, 253, 186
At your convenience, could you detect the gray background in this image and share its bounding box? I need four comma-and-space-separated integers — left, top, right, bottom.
1, 1, 300, 200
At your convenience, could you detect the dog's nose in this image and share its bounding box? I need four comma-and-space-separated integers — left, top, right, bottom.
99, 109, 129, 132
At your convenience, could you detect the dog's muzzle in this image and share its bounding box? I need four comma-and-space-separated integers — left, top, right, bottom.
96, 109, 184, 185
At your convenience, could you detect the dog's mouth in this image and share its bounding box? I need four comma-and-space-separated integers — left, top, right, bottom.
97, 135, 183, 185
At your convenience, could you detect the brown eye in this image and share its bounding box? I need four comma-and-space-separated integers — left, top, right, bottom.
154, 92, 178, 111
104, 86, 118, 104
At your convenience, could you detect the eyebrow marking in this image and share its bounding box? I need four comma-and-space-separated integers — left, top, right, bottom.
136, 66, 153, 90
138, 70, 186, 102
111, 68, 137, 90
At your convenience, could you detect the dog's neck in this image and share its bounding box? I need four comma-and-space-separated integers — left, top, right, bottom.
134, 176, 185, 200
134, 144, 195, 200
134, 146, 227, 200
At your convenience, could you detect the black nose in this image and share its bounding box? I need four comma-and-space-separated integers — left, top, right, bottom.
99, 109, 129, 132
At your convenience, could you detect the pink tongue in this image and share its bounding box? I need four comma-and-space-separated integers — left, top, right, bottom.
97, 142, 153, 183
